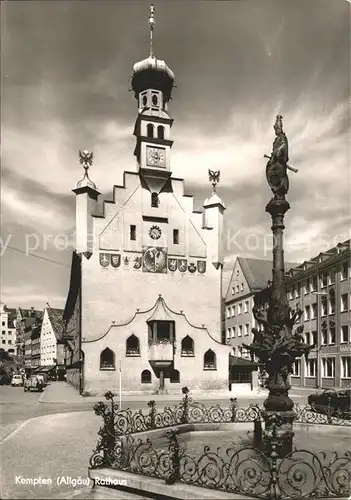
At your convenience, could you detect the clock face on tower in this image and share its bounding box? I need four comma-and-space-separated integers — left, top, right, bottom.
146, 146, 166, 168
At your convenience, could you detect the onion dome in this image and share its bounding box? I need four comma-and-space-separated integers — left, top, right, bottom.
132, 55, 174, 103
131, 4, 175, 103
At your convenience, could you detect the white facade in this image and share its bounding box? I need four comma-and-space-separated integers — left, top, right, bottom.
0, 303, 17, 353
40, 308, 58, 366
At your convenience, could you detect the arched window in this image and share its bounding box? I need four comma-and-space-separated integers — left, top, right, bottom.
147, 124, 154, 138
100, 348, 115, 370
142, 95, 147, 106
181, 336, 194, 356
152, 94, 158, 106
141, 369, 152, 384
151, 192, 159, 208
126, 334, 140, 356
170, 369, 180, 383
157, 126, 164, 140
204, 349, 216, 370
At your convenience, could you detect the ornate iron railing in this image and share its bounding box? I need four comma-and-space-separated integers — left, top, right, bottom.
90, 388, 351, 499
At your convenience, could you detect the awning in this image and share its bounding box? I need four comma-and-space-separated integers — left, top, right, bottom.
229, 356, 259, 368
37, 365, 56, 373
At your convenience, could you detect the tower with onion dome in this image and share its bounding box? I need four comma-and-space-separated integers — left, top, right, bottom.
67, 5, 230, 397
132, 4, 175, 199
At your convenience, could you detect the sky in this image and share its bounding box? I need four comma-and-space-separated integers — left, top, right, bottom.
1, 0, 350, 309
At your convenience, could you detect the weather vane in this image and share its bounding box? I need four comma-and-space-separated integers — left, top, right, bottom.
149, 4, 155, 57
208, 169, 220, 193
79, 150, 93, 176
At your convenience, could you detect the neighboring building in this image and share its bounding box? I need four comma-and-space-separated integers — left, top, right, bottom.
31, 323, 42, 368
285, 240, 350, 389
63, 251, 82, 392
0, 303, 17, 354
40, 306, 66, 379
64, 14, 231, 396
224, 258, 298, 357
249, 240, 350, 389
18, 308, 43, 370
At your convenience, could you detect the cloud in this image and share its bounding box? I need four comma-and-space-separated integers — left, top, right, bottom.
1, 1, 349, 308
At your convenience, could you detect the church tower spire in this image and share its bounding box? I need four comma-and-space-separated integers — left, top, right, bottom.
131, 5, 175, 195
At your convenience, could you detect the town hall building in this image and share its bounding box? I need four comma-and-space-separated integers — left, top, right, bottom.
63, 6, 231, 396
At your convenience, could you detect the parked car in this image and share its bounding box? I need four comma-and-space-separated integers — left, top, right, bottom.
0, 374, 11, 385
35, 374, 48, 387
24, 376, 44, 392
11, 374, 24, 387
308, 389, 351, 418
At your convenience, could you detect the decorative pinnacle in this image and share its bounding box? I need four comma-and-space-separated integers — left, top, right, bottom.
208, 169, 220, 193
149, 4, 155, 57
79, 149, 93, 177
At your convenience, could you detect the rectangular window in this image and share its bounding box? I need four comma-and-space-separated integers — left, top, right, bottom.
288, 287, 294, 300
321, 298, 327, 316
295, 285, 300, 298
232, 306, 235, 317
310, 277, 317, 292
227, 328, 231, 341
232, 287, 235, 295
329, 268, 335, 284
304, 305, 311, 321
341, 325, 349, 343
238, 325, 243, 337
341, 293, 348, 312
303, 280, 309, 295
311, 303, 317, 319
304, 331, 311, 345
173, 229, 179, 244
130, 225, 136, 241
292, 359, 300, 376
321, 271, 328, 288
329, 327, 336, 345
306, 358, 316, 377
244, 301, 249, 313
322, 357, 335, 378
329, 298, 335, 315
245, 323, 250, 335
226, 307, 230, 319
241, 283, 244, 291
2, 340, 5, 344
341, 261, 349, 281
321, 329, 328, 345
238, 303, 243, 315
341, 356, 351, 378
232, 327, 236, 338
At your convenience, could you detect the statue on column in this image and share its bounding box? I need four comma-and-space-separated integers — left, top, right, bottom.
265, 115, 295, 198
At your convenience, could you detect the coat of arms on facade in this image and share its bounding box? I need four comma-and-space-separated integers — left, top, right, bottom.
188, 262, 196, 274
168, 258, 177, 272
99, 253, 110, 268
111, 254, 121, 268
178, 259, 187, 273
197, 260, 206, 274
133, 256, 142, 269
142, 246, 167, 273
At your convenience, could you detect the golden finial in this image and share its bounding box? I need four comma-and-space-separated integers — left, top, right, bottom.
149, 4, 155, 57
